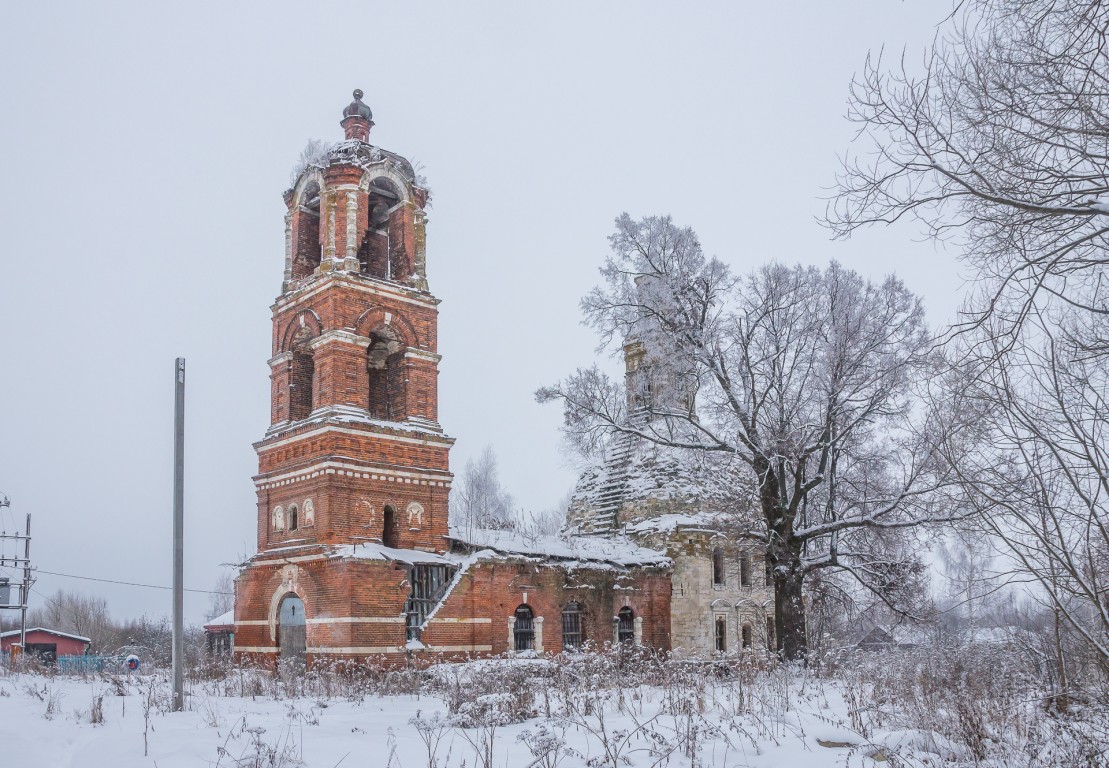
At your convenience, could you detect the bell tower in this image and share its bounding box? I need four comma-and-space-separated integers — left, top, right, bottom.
235, 92, 454, 665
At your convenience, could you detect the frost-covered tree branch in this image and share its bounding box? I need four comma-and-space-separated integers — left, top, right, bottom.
539, 214, 957, 660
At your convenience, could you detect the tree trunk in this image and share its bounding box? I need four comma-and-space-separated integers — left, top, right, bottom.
772, 543, 807, 662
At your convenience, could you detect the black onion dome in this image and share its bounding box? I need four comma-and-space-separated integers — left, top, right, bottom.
342, 89, 373, 121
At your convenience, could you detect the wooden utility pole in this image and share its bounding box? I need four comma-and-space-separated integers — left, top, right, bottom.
172, 358, 185, 712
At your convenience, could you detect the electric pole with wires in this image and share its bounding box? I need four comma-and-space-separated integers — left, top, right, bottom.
0, 493, 33, 658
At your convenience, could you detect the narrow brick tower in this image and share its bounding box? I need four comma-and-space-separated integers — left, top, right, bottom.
234, 91, 454, 665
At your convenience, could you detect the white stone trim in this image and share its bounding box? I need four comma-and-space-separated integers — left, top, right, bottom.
428, 617, 492, 624
233, 620, 271, 626
308, 646, 404, 654
255, 459, 452, 490
405, 348, 442, 363
423, 644, 493, 653
258, 425, 453, 454
306, 616, 405, 625
234, 646, 277, 653
273, 273, 438, 315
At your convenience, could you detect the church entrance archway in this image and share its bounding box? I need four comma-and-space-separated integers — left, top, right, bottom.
278, 594, 306, 666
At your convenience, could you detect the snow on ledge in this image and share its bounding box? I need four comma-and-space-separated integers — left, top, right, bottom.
450, 526, 668, 568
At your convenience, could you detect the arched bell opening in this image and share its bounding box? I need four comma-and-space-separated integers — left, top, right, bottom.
367, 326, 406, 421
291, 181, 321, 281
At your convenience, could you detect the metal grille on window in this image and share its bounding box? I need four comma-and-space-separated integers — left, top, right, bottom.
405, 564, 454, 641
514, 605, 535, 651
561, 602, 583, 650
617, 606, 635, 643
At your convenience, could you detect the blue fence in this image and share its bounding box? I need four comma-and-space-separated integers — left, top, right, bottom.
56, 655, 127, 674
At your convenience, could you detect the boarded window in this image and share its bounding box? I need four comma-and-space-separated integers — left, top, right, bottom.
562, 602, 583, 650
514, 605, 535, 651
715, 616, 727, 652
617, 607, 635, 644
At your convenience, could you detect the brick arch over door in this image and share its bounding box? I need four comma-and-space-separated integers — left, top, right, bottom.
265, 567, 319, 643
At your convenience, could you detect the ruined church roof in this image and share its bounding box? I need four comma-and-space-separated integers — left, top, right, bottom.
566, 426, 755, 534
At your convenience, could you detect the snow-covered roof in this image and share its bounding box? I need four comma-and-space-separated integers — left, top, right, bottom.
0, 627, 91, 643
450, 526, 668, 568
331, 542, 455, 566
568, 427, 755, 534
204, 610, 235, 630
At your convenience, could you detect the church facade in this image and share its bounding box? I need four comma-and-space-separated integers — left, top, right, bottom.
233, 92, 771, 667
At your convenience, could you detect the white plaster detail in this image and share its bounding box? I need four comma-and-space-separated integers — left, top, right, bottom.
534, 616, 545, 653
406, 501, 424, 528
303, 498, 315, 527
272, 505, 285, 531
267, 565, 304, 642
345, 191, 358, 260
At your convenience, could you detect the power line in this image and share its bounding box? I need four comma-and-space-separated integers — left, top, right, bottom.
34, 569, 232, 596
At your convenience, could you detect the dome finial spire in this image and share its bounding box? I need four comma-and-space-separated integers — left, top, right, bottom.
341, 89, 374, 142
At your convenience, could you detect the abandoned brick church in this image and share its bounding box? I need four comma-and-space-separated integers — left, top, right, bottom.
233, 92, 773, 666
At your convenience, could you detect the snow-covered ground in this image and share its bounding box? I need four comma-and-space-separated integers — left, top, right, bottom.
1, 652, 1103, 767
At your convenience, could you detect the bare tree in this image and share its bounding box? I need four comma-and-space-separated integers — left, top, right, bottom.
29, 589, 119, 653
941, 314, 1109, 669
206, 569, 235, 621
539, 214, 957, 660
827, 0, 1109, 679
450, 445, 518, 535
826, 0, 1109, 345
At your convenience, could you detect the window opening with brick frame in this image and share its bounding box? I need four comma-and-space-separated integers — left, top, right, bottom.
383, 505, 399, 548
291, 181, 321, 281
739, 552, 752, 587
766, 616, 775, 650
288, 504, 299, 531
561, 602, 584, 650
288, 327, 316, 421
514, 604, 535, 651
715, 615, 727, 652
359, 177, 406, 281
367, 327, 406, 422
712, 547, 725, 586
742, 623, 753, 649
405, 564, 454, 641
617, 606, 635, 644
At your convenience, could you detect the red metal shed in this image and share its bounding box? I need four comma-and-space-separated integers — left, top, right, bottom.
1, 627, 91, 662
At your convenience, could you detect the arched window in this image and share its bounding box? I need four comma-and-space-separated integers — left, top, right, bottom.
561, 602, 583, 650
617, 607, 635, 644
513, 604, 535, 651
272, 506, 285, 532
712, 547, 725, 585
382, 505, 398, 548
715, 616, 727, 652
291, 181, 321, 281
367, 327, 406, 421
288, 327, 315, 422
739, 552, 752, 587
288, 504, 299, 532
742, 623, 753, 649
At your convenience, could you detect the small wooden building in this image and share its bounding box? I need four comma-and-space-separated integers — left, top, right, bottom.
203, 610, 234, 655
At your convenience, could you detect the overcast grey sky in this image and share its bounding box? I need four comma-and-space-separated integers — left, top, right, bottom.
0, 1, 962, 624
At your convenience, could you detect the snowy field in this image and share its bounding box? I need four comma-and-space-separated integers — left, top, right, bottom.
1, 650, 1104, 767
